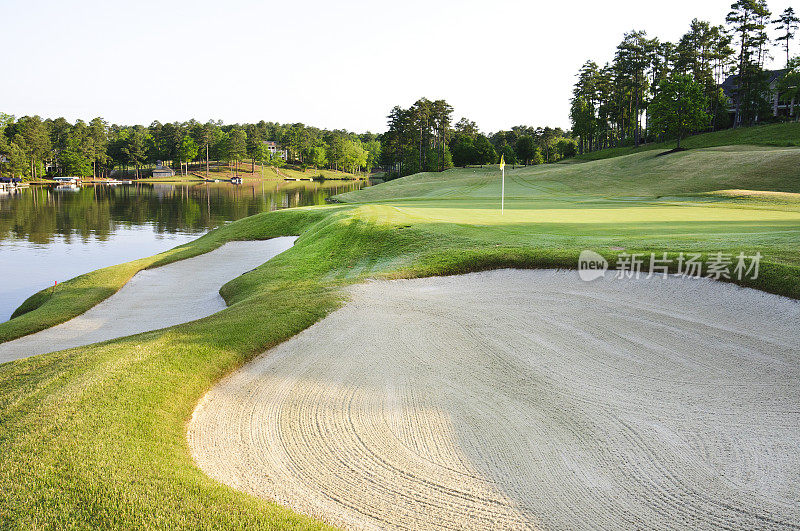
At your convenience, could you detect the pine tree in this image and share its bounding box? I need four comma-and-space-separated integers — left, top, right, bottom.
15, 116, 51, 179
773, 7, 800, 67
89, 118, 109, 178
726, 0, 772, 126
571, 61, 600, 152
227, 128, 247, 177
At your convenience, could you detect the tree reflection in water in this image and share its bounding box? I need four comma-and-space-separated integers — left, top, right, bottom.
0, 180, 364, 244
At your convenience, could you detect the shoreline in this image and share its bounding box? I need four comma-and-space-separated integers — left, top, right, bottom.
0, 238, 296, 363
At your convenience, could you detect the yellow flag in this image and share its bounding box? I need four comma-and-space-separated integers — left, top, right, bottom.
499, 154, 505, 172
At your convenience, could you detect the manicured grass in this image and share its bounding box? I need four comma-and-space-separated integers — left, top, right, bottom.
1, 143, 799, 528
338, 145, 800, 203
574, 122, 800, 162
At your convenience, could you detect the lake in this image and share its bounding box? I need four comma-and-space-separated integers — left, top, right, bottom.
0, 180, 364, 322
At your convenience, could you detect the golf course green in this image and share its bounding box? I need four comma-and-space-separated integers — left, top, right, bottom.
1, 126, 799, 527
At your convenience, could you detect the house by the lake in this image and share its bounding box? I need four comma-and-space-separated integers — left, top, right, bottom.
152, 161, 175, 178
263, 141, 288, 160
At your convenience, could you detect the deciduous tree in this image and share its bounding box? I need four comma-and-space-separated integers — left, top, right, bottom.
649, 74, 710, 148
515, 135, 536, 165
451, 134, 475, 167
178, 136, 199, 176
473, 135, 496, 166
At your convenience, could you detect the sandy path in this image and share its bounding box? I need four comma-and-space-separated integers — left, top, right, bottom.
0, 237, 296, 363
188, 270, 800, 530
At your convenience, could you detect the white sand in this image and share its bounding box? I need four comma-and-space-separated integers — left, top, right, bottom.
0, 237, 296, 363
188, 269, 800, 530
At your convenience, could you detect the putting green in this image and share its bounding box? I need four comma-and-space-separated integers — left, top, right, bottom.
361, 202, 800, 225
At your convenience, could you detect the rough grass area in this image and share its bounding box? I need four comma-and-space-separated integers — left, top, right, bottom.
574, 122, 800, 162
1, 142, 799, 528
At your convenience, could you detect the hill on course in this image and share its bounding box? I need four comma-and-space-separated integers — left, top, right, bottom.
335, 131, 800, 286
573, 122, 800, 162
341, 145, 800, 203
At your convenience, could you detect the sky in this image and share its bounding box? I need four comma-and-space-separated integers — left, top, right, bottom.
1, 0, 794, 133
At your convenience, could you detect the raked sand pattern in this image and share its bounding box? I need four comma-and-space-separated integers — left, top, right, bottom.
188, 269, 800, 530
0, 237, 297, 363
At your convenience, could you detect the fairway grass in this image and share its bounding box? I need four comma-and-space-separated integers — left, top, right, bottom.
1, 144, 799, 528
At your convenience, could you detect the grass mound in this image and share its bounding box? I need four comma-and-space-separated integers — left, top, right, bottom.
655, 147, 688, 156
574, 122, 800, 162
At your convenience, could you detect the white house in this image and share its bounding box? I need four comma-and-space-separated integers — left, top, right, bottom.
263, 141, 288, 160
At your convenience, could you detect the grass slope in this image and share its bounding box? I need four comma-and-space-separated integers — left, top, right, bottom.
338, 146, 800, 203
1, 143, 799, 528
574, 122, 800, 162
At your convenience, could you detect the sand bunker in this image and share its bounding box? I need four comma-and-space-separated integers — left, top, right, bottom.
189, 269, 800, 529
0, 237, 296, 363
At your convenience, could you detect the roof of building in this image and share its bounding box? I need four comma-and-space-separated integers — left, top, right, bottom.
720, 68, 788, 98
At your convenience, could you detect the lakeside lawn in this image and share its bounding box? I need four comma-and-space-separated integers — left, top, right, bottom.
1, 142, 799, 527
187, 162, 362, 182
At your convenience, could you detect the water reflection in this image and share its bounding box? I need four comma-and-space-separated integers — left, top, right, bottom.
0, 180, 363, 244
0, 180, 363, 321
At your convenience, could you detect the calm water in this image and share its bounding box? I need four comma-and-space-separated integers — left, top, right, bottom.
0, 180, 363, 322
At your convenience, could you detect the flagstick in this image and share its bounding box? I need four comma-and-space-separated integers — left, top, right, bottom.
501, 166, 505, 215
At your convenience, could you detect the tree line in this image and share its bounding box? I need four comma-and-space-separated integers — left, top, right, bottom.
0, 115, 382, 180
380, 98, 577, 178
570, 1, 800, 154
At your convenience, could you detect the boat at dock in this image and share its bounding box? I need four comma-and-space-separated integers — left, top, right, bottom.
0, 177, 22, 188
52, 176, 82, 184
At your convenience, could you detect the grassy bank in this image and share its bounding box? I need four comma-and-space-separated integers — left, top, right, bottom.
0, 209, 335, 344
1, 143, 799, 528
574, 122, 800, 162
187, 162, 361, 181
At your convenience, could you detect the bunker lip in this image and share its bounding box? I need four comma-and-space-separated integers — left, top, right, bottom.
189, 269, 800, 529
0, 237, 297, 364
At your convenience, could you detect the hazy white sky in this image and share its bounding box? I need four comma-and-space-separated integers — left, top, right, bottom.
2, 0, 794, 133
